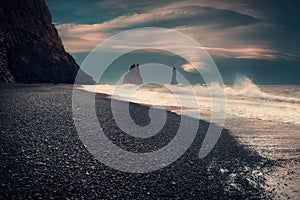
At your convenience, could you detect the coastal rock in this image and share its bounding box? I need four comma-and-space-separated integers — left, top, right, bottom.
170, 67, 178, 85
123, 64, 143, 84
0, 0, 94, 83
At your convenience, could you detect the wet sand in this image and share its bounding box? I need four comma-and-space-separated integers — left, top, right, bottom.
225, 116, 300, 200
154, 105, 300, 200
0, 83, 295, 199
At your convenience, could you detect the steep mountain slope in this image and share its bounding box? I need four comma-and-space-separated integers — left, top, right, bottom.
0, 0, 93, 83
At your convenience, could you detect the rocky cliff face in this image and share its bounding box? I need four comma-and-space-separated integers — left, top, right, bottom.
0, 0, 94, 83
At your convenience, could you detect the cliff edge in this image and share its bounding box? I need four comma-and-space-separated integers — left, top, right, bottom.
0, 0, 94, 83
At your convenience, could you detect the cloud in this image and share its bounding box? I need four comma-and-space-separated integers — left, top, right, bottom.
99, 0, 261, 18
181, 63, 198, 72
180, 46, 279, 72
58, 23, 279, 61
204, 47, 278, 59
57, 3, 256, 40
55, 0, 286, 63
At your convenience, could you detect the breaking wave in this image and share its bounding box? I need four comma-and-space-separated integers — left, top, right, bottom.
224, 77, 300, 104
80, 77, 300, 125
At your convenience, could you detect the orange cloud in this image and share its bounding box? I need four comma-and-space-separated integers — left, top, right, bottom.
181, 63, 198, 72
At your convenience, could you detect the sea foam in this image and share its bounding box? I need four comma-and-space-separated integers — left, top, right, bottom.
80, 78, 300, 125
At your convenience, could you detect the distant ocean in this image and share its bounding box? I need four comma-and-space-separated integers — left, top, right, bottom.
82, 78, 300, 125
81, 78, 300, 199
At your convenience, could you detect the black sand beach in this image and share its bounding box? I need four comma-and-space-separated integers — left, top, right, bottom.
0, 84, 277, 199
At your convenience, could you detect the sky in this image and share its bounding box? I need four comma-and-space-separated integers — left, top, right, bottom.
46, 0, 300, 84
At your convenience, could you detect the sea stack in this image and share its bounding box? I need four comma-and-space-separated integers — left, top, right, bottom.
0, 0, 94, 84
170, 67, 178, 85
123, 64, 143, 84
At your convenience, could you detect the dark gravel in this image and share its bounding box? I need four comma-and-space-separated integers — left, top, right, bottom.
0, 83, 276, 199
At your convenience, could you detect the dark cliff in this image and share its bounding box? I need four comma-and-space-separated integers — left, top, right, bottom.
170, 67, 178, 85
123, 64, 143, 84
0, 0, 94, 83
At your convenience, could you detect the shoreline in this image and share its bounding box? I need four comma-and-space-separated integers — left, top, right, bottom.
92, 85, 300, 199
0, 83, 298, 199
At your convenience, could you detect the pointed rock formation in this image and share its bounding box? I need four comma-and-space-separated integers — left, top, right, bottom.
170, 67, 178, 85
0, 0, 94, 84
123, 64, 143, 84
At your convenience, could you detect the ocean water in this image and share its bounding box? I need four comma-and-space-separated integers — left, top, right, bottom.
80, 78, 300, 199
82, 78, 300, 126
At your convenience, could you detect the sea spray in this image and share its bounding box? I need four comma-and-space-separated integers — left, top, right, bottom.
81, 79, 300, 125
225, 77, 300, 103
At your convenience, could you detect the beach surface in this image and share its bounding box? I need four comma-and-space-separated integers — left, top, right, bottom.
0, 83, 298, 199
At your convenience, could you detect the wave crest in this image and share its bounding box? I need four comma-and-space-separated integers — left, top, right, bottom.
225, 77, 300, 104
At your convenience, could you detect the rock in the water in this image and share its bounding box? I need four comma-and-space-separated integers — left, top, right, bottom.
170, 67, 178, 85
123, 64, 143, 84
0, 0, 94, 84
